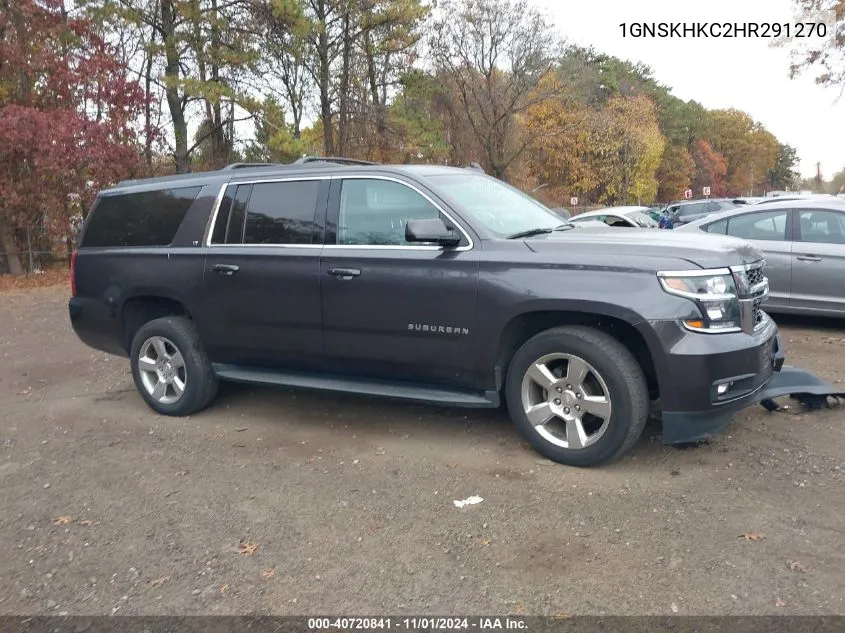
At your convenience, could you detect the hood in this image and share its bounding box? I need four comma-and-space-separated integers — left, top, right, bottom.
523, 226, 763, 269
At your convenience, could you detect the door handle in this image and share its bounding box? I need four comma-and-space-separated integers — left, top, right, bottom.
213, 264, 240, 275
796, 255, 822, 262
327, 267, 361, 279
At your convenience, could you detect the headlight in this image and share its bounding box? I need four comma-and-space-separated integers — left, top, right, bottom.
657, 269, 742, 332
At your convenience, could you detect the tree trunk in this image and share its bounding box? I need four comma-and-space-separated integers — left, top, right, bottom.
208, 0, 227, 167
337, 9, 352, 156
161, 0, 190, 173
315, 0, 334, 155
364, 31, 387, 158
143, 25, 155, 167
0, 218, 24, 276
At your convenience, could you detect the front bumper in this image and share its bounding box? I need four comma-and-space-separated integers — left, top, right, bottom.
646, 314, 787, 444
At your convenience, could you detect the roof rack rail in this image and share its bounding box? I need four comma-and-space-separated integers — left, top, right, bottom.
221, 162, 285, 170
293, 156, 379, 166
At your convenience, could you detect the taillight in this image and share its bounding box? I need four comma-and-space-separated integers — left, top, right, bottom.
70, 250, 78, 297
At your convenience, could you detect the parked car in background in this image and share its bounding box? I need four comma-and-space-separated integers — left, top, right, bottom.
665, 199, 740, 226
752, 194, 839, 206
644, 207, 663, 223
676, 198, 845, 316
569, 206, 659, 228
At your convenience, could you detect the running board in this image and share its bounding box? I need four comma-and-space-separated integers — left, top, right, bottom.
211, 364, 500, 408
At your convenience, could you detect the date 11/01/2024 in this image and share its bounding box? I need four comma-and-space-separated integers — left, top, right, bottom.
619, 22, 830, 39
308, 617, 528, 630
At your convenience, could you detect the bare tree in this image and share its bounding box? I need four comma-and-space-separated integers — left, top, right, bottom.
778, 0, 845, 90
429, 0, 564, 180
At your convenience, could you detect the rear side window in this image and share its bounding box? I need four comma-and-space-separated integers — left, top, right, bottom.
243, 181, 320, 244
705, 220, 728, 234
678, 202, 706, 217
725, 210, 788, 241
797, 209, 845, 244
82, 186, 201, 247
210, 185, 252, 245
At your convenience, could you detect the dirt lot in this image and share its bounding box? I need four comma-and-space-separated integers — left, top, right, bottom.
1, 285, 844, 616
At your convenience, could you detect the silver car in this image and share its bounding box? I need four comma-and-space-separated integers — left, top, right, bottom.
676, 199, 845, 316
569, 206, 659, 228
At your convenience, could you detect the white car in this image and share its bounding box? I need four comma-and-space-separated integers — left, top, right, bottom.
569, 206, 659, 229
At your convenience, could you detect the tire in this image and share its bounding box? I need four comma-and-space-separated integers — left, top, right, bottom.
129, 316, 219, 416
505, 326, 649, 467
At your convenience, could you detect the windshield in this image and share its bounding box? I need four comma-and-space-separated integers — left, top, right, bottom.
426, 173, 565, 237
625, 210, 659, 228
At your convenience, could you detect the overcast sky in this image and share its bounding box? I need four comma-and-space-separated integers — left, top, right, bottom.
532, 0, 844, 180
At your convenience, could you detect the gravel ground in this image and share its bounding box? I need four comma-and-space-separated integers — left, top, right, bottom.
1, 286, 844, 616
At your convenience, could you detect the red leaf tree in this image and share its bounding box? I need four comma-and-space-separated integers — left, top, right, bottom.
0, 0, 147, 275
690, 139, 728, 198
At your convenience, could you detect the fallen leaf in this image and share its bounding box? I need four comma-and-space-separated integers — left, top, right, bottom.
788, 560, 807, 573
446, 463, 458, 469
220, 584, 229, 594
776, 598, 786, 607
238, 542, 259, 555
149, 576, 170, 588
54, 516, 73, 525
235, 427, 248, 432
552, 613, 572, 620
738, 532, 766, 541
480, 538, 492, 546
78, 519, 98, 527
511, 602, 526, 615
306, 456, 318, 463
262, 569, 276, 579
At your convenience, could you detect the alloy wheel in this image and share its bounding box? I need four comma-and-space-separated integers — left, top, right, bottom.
520, 352, 612, 449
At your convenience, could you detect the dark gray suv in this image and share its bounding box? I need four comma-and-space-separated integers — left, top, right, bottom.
69, 157, 786, 467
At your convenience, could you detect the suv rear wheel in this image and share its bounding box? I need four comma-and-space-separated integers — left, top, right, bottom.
129, 316, 218, 416
505, 326, 649, 467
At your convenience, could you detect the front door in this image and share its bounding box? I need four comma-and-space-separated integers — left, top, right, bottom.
201, 177, 329, 367
319, 176, 481, 388
790, 208, 845, 314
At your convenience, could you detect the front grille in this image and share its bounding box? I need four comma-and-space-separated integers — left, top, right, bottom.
753, 298, 764, 326
745, 266, 764, 287
731, 261, 768, 333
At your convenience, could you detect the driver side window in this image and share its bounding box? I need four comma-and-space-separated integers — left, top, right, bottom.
337, 179, 441, 246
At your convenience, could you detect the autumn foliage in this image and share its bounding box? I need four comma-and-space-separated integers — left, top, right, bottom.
0, 0, 145, 275
0, 0, 805, 275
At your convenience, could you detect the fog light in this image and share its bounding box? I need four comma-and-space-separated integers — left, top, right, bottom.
717, 382, 732, 395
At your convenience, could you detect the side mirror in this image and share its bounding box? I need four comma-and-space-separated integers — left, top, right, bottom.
405, 218, 461, 247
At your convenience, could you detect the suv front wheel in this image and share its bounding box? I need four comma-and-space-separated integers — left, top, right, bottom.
129, 316, 219, 416
505, 326, 649, 467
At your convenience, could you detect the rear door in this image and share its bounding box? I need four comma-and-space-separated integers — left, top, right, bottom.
201, 177, 329, 366
790, 208, 845, 314
319, 175, 481, 388
712, 208, 793, 310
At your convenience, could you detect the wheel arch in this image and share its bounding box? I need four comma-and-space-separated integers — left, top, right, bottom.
120, 294, 192, 353
494, 308, 660, 400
